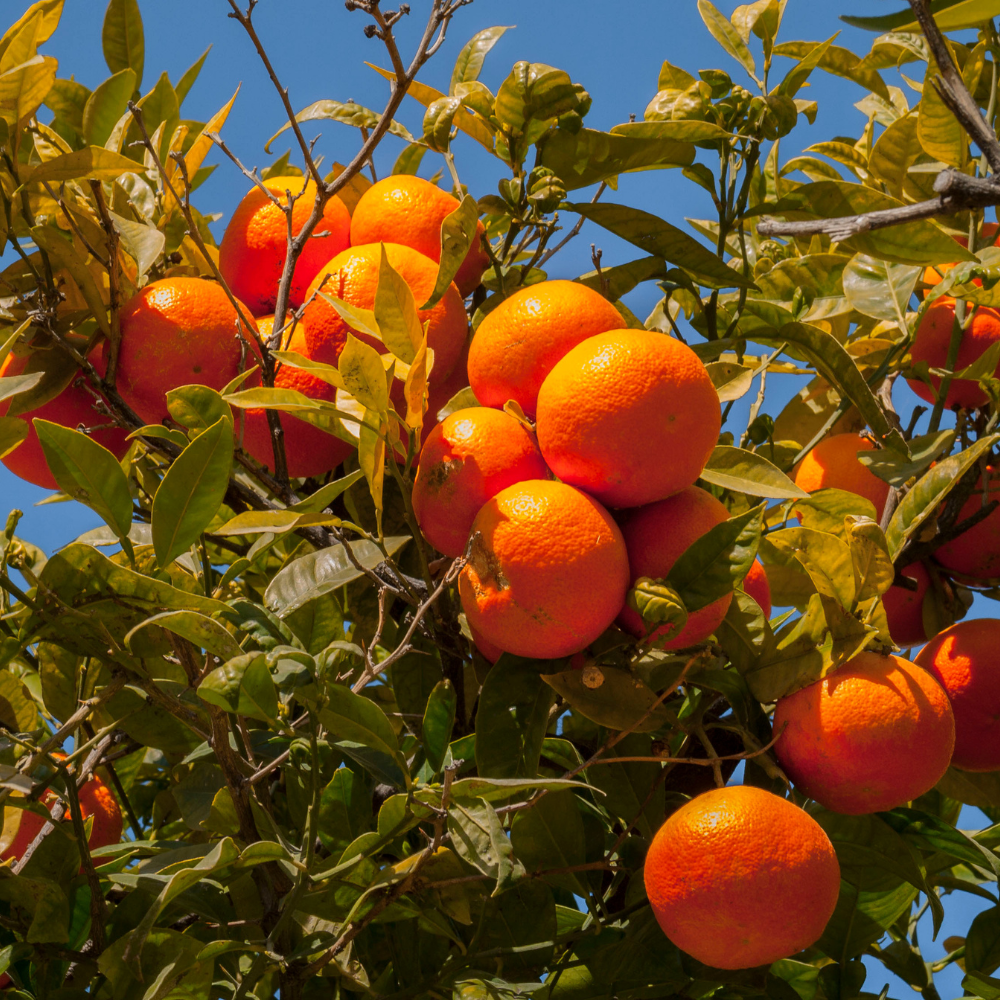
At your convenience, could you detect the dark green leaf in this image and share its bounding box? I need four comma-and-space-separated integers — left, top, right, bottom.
587, 734, 664, 840
318, 765, 371, 855
510, 790, 586, 893
447, 796, 524, 895
968, 907, 1000, 975
627, 577, 688, 633
541, 664, 673, 733
421, 679, 456, 773
125, 609, 242, 660
575, 256, 669, 300
102, 0, 143, 89
81, 69, 136, 147
318, 684, 400, 761
842, 0, 995, 31
197, 654, 278, 724
450, 25, 510, 93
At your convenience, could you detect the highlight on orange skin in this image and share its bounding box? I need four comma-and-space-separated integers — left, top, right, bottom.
793, 433, 890, 519
742, 559, 772, 618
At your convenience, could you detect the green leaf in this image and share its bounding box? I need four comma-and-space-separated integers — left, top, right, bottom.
32, 224, 111, 337
197, 654, 278, 724
918, 58, 969, 169
288, 469, 364, 512
742, 593, 876, 702
701, 445, 808, 499
697, 0, 756, 78
936, 766, 1000, 810
843, 0, 1000, 32
965, 971, 1000, 1000
110, 209, 164, 278
101, 0, 143, 89
0, 54, 57, 130
214, 510, 341, 537
772, 41, 890, 100
264, 98, 413, 154
447, 796, 524, 895
423, 194, 479, 309
475, 661, 555, 779
318, 684, 400, 762
510, 790, 586, 893
845, 516, 894, 603
447, 777, 592, 802
80, 69, 136, 148
669, 503, 764, 613
264, 535, 409, 617
540, 664, 673, 733
450, 25, 510, 93
575, 256, 670, 301
881, 807, 1000, 880
755, 252, 851, 303
794, 487, 879, 534
318, 765, 371, 855
842, 253, 921, 322
0, 416, 28, 459
124, 610, 242, 661
717, 588, 773, 674
884, 434, 998, 558
339, 332, 388, 413
165, 384, 231, 433
421, 679, 456, 774
627, 577, 688, 634
151, 416, 233, 568
778, 34, 836, 98
587, 734, 664, 840
33, 418, 132, 539
967, 907, 1000, 975
567, 202, 756, 289
766, 526, 856, 608
372, 244, 423, 364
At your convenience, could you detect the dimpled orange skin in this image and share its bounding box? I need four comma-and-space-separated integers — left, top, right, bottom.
299, 243, 468, 382
535, 329, 721, 509
413, 408, 550, 558
467, 280, 626, 418
934, 471, 1000, 580
0, 352, 130, 491
774, 651, 955, 815
116, 277, 260, 425
219, 176, 351, 315
458, 480, 630, 660
617, 487, 732, 649
882, 562, 932, 649
242, 317, 353, 479
1, 768, 122, 863
907, 300, 1000, 411
644, 785, 841, 970
742, 558, 772, 618
915, 620, 1000, 772
793, 434, 890, 518
349, 175, 490, 297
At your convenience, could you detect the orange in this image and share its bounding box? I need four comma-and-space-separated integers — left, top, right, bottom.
349, 175, 489, 297
299, 243, 468, 382
0, 351, 130, 491
242, 316, 353, 479
219, 175, 351, 315
773, 650, 955, 814
915, 619, 1000, 772
617, 487, 732, 649
412, 408, 550, 558
793, 433, 889, 518
469, 621, 503, 664
644, 785, 841, 970
923, 223, 1000, 293
458, 480, 629, 660
742, 558, 772, 618
1, 763, 122, 863
882, 562, 932, 649
934, 470, 1000, 580
116, 277, 260, 425
535, 329, 721, 509
907, 300, 1000, 411
467, 280, 625, 418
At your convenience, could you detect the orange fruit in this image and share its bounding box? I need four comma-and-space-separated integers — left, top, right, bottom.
907, 300, 1000, 411
0, 351, 130, 491
1, 763, 122, 863
412, 408, 550, 558
349, 175, 489, 297
116, 277, 260, 425
742, 558, 772, 617
299, 243, 468, 382
923, 223, 1000, 293
458, 479, 629, 660
219, 175, 351, 315
617, 487, 732, 649
792, 433, 889, 518
644, 785, 841, 970
773, 650, 955, 814
882, 562, 932, 649
934, 470, 1000, 580
915, 619, 1000, 772
469, 621, 503, 664
467, 280, 625, 418
242, 316, 353, 479
535, 329, 721, 509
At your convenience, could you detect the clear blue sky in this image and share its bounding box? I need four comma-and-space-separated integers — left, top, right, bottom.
2, 3, 996, 995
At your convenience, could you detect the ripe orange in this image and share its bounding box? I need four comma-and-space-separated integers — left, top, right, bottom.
1, 765, 122, 863
934, 470, 1000, 580
882, 562, 932, 648
535, 329, 721, 509
617, 487, 732, 649
412, 408, 550, 558
467, 280, 625, 418
242, 316, 353, 479
458, 480, 629, 660
793, 433, 889, 518
915, 619, 1000, 772
773, 650, 955, 814
299, 243, 468, 382
219, 175, 351, 315
349, 175, 490, 297
116, 277, 260, 425
742, 558, 772, 617
0, 351, 130, 491
469, 621, 503, 664
644, 785, 841, 970
923, 223, 1000, 293
907, 300, 1000, 411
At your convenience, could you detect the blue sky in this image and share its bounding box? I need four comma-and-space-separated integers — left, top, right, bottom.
2, 2, 997, 995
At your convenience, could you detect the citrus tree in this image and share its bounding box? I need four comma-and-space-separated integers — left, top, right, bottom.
0, 0, 999, 998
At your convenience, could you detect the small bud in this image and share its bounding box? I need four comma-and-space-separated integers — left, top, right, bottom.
363, 23, 377, 38
344, 0, 358, 9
